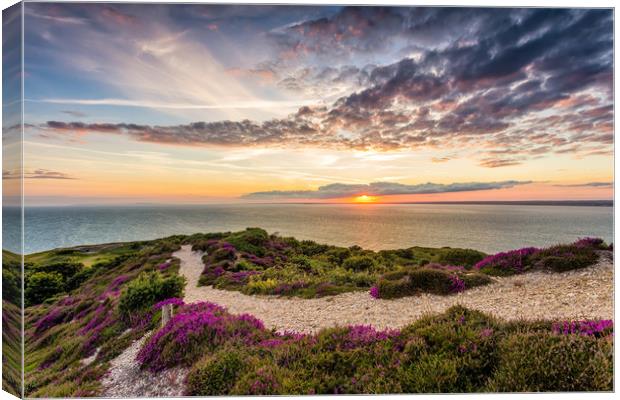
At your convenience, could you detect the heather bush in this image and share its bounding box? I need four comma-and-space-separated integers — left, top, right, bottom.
137, 302, 268, 371
487, 332, 613, 391
374, 269, 491, 299
474, 247, 540, 276
530, 244, 598, 272
186, 347, 249, 395
118, 271, 185, 317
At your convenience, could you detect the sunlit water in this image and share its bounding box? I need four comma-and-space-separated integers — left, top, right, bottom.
3, 203, 614, 254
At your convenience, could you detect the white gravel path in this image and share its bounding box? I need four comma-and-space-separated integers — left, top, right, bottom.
176, 245, 614, 333
101, 335, 188, 397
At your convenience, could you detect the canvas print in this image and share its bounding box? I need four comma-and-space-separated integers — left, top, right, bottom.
1, 2, 614, 398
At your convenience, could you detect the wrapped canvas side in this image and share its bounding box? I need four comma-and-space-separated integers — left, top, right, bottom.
2, 2, 24, 398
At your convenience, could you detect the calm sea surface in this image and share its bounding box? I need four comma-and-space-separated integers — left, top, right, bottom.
3, 204, 614, 254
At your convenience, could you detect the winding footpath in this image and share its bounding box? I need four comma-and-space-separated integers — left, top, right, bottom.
176, 245, 614, 333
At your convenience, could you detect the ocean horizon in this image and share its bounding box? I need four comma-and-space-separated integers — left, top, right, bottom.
4, 202, 613, 255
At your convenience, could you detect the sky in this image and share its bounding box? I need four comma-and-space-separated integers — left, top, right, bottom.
14, 4, 614, 205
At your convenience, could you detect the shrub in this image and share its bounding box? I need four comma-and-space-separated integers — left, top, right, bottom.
226, 228, 269, 255
32, 261, 83, 281
474, 247, 539, 276
530, 244, 598, 272
374, 270, 491, 299
118, 272, 185, 317
434, 248, 486, 268
65, 268, 95, 291
460, 273, 493, 289
574, 237, 607, 250
406, 269, 456, 295
325, 248, 351, 265
487, 332, 613, 391
186, 348, 248, 395
342, 256, 375, 272
26, 272, 65, 306
244, 278, 278, 295
552, 319, 613, 337
137, 302, 267, 371
375, 278, 411, 299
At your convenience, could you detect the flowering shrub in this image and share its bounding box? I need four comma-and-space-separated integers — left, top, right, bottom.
157, 262, 171, 271
530, 244, 599, 272
152, 297, 185, 311
552, 319, 613, 337
573, 237, 606, 249
369, 285, 380, 299
474, 247, 540, 276
34, 307, 70, 333
137, 302, 269, 371
449, 275, 466, 293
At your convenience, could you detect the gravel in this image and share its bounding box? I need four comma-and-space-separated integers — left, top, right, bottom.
176, 245, 614, 333
101, 334, 187, 398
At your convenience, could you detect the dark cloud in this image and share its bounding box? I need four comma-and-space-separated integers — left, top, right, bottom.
242, 180, 532, 199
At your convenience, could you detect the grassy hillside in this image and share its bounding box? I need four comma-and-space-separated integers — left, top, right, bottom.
2, 250, 22, 397
19, 230, 613, 396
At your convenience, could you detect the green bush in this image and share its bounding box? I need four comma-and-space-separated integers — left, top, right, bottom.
342, 256, 376, 272
530, 245, 598, 272
32, 261, 83, 281
226, 228, 269, 255
434, 248, 486, 268
2, 259, 21, 302
65, 268, 95, 291
375, 278, 412, 299
325, 248, 351, 265
26, 271, 65, 306
406, 269, 455, 295
186, 348, 248, 395
118, 272, 185, 316
376, 269, 491, 299
487, 332, 613, 391
460, 273, 493, 288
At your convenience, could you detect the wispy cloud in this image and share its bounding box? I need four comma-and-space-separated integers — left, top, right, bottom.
242, 180, 532, 199
30, 98, 318, 110
3, 169, 77, 180
554, 182, 612, 187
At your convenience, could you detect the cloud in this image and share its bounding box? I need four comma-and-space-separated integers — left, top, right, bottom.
62, 110, 87, 118
31, 98, 317, 110
30, 6, 613, 168
242, 180, 532, 199
2, 169, 77, 180
554, 182, 612, 188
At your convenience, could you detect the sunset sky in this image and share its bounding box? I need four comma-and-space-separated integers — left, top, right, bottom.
18, 4, 613, 205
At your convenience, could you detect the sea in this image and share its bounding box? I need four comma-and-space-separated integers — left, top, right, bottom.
2, 203, 614, 255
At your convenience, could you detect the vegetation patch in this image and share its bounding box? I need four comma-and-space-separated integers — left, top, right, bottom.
474, 237, 607, 276
135, 303, 614, 395
191, 228, 491, 298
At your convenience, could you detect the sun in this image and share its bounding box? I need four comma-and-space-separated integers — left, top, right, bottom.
353, 195, 378, 203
